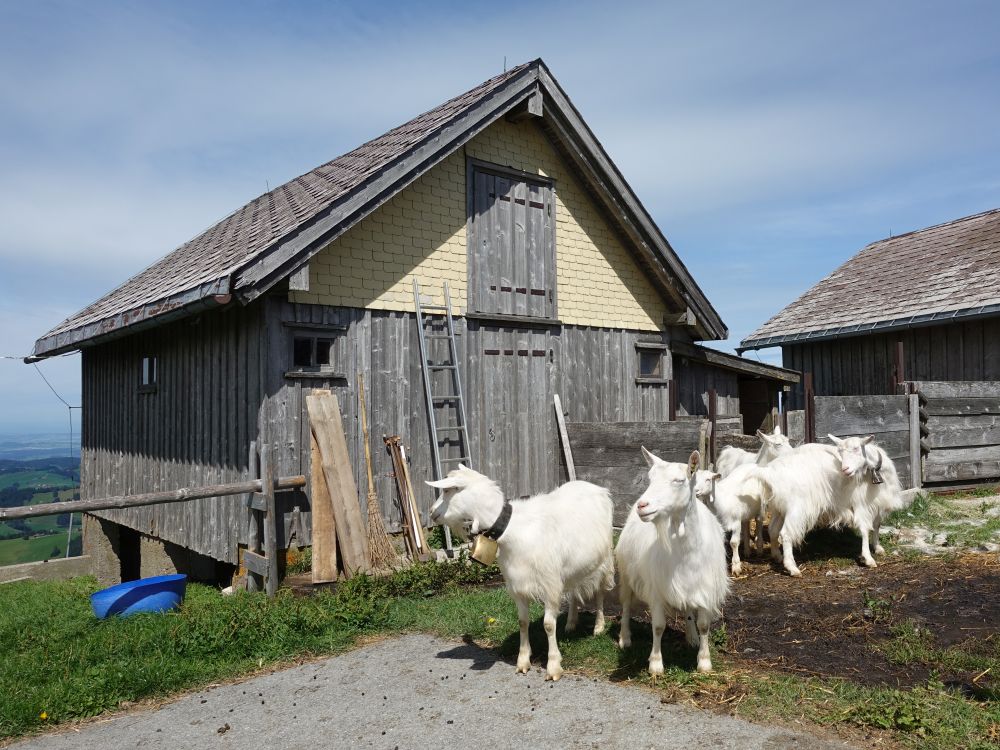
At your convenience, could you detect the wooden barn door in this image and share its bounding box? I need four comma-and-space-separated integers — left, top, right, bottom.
470, 323, 557, 499
469, 162, 556, 319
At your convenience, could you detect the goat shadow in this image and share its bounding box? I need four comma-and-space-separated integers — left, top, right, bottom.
474, 608, 704, 680
755, 526, 873, 570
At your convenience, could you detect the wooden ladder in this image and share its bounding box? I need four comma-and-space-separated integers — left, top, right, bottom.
413, 280, 472, 556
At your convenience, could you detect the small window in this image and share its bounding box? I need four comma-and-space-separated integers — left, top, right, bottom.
639, 350, 662, 378
293, 336, 336, 368
287, 334, 344, 379
139, 356, 157, 393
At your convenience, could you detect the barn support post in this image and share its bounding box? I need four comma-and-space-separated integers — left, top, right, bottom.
892, 340, 906, 393
803, 372, 815, 443
908, 393, 923, 489
708, 388, 718, 464
668, 378, 678, 421
245, 440, 262, 593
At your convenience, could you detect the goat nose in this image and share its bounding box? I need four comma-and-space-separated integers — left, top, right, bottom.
637, 501, 648, 509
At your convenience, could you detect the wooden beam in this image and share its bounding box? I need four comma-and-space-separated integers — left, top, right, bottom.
310, 428, 338, 583
908, 393, 922, 489
288, 263, 310, 292
506, 88, 544, 122
553, 394, 576, 481
670, 341, 801, 383
804, 372, 815, 443
260, 443, 279, 598
306, 392, 371, 576
0, 474, 306, 521
665, 308, 697, 327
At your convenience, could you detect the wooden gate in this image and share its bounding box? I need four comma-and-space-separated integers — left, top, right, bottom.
911, 381, 1000, 483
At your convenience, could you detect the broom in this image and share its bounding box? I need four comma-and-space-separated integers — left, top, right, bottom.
358, 374, 398, 570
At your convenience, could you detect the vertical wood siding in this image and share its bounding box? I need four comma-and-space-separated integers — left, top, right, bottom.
81, 305, 273, 564
82, 300, 742, 562
782, 317, 1000, 408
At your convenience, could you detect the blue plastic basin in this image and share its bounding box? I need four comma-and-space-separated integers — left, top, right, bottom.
90, 574, 187, 619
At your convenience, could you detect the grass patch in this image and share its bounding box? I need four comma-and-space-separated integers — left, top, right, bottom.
0, 530, 82, 566
0, 470, 76, 491
885, 490, 1000, 549
3, 559, 1000, 749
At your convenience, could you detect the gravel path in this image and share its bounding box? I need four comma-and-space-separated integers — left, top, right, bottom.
10, 634, 854, 750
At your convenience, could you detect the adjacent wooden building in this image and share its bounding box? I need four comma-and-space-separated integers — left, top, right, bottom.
31, 59, 796, 581
739, 208, 1000, 408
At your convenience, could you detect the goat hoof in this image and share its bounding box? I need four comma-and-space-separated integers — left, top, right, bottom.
730, 563, 743, 577
697, 659, 713, 673
516, 660, 531, 674
545, 665, 563, 681
593, 616, 606, 636
862, 558, 877, 568
787, 567, 802, 577
648, 660, 664, 677
618, 635, 631, 649
875, 545, 886, 556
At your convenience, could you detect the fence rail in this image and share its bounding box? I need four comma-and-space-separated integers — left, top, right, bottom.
0, 475, 306, 521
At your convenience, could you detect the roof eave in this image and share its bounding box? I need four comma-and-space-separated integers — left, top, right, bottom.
29, 277, 232, 360
738, 302, 1000, 352
672, 341, 800, 383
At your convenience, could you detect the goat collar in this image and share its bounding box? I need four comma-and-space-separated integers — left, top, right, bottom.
480, 500, 513, 541
863, 445, 884, 485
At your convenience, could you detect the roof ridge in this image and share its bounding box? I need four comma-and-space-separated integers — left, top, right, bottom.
866, 205, 1000, 248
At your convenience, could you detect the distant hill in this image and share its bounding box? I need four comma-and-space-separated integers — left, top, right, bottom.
0, 452, 82, 566
0, 433, 80, 461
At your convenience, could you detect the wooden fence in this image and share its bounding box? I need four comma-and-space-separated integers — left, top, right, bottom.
812, 394, 918, 490
1, 445, 305, 597
562, 419, 708, 524
911, 381, 1000, 482
791, 379, 1000, 487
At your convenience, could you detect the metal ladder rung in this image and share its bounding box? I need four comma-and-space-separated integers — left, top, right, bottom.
423, 334, 453, 340
440, 456, 471, 464
435, 426, 468, 433
420, 305, 447, 311
432, 396, 459, 402
428, 364, 457, 370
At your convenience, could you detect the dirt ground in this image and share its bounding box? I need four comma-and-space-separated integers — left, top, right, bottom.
725, 553, 997, 689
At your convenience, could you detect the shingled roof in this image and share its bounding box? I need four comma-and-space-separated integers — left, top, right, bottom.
740, 207, 1000, 350
32, 59, 726, 358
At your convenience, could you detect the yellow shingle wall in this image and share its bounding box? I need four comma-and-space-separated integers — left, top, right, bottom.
290, 118, 667, 331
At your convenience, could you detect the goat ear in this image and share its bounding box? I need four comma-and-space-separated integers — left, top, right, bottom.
426, 476, 462, 490
687, 451, 700, 477
827, 434, 844, 446
641, 446, 660, 467
772, 425, 783, 436
862, 435, 876, 445
712, 472, 722, 481
757, 429, 774, 443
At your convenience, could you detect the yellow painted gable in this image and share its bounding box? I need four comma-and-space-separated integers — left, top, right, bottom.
290, 117, 668, 331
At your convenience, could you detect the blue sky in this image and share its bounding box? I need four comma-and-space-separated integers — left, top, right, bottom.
2, 0, 1000, 434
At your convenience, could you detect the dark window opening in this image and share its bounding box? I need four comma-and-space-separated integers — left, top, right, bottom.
290, 335, 340, 376
639, 350, 662, 378
139, 355, 157, 392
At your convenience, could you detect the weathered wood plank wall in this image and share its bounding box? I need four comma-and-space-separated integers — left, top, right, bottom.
912, 381, 1000, 482
564, 420, 706, 524
80, 304, 306, 565
82, 298, 748, 564
812, 394, 913, 489
782, 317, 1000, 408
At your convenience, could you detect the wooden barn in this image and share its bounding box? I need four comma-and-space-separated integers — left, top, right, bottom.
739, 208, 1000, 408
30, 59, 795, 583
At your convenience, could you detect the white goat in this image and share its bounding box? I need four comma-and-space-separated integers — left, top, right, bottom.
427, 465, 614, 681
743, 436, 904, 576
712, 428, 793, 555
714, 427, 792, 478
694, 464, 765, 576
616, 449, 730, 674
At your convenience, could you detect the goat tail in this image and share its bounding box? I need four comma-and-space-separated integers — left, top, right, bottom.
739, 466, 773, 510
